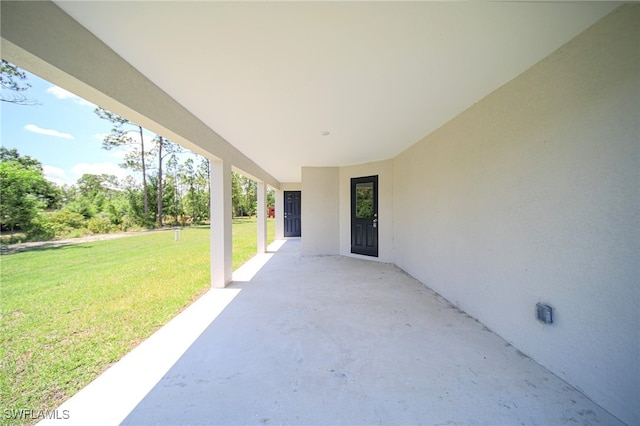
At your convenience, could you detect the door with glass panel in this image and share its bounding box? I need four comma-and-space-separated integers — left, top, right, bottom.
351, 176, 378, 257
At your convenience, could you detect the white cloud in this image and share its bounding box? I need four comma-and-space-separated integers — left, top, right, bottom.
24, 124, 74, 140
126, 130, 155, 146
71, 162, 131, 181
110, 148, 132, 160
94, 135, 138, 161
43, 162, 140, 186
43, 165, 73, 186
46, 86, 75, 100
94, 129, 155, 145
46, 85, 94, 106
94, 133, 109, 142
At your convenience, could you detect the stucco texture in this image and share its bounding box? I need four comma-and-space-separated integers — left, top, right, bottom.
392, 6, 639, 424
302, 167, 340, 255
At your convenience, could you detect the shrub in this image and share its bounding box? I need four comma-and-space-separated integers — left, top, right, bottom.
51, 209, 86, 230
65, 199, 96, 219
105, 198, 129, 226
87, 216, 114, 234
24, 209, 88, 241
119, 214, 148, 232
68, 229, 85, 238
25, 212, 59, 241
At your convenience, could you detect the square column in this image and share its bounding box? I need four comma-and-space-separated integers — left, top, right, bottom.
257, 181, 267, 253
210, 159, 232, 288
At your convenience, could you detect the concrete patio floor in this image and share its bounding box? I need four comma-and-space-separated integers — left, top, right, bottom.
45, 239, 622, 426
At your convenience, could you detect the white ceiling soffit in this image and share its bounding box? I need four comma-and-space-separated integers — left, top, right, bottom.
54, 1, 617, 183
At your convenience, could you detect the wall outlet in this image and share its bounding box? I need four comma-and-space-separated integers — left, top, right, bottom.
536, 303, 553, 324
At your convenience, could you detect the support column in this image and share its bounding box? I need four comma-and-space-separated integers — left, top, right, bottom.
275, 189, 284, 240
210, 159, 232, 288
257, 181, 267, 253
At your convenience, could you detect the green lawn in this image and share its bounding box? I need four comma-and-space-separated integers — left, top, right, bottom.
0, 218, 274, 423
232, 217, 274, 270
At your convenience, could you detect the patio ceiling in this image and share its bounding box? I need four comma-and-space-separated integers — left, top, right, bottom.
53, 1, 617, 183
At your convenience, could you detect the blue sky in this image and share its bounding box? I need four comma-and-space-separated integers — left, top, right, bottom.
1, 68, 164, 186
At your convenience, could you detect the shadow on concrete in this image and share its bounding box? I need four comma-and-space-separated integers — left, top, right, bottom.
118, 240, 622, 426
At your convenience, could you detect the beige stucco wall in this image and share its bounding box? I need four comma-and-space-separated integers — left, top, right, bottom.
300, 161, 394, 262
301, 168, 339, 255
339, 161, 394, 263
393, 6, 639, 425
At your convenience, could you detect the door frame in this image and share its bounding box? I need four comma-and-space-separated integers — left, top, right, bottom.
350, 175, 378, 257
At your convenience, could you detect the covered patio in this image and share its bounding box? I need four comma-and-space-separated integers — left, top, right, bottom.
3, 2, 637, 424
45, 239, 621, 425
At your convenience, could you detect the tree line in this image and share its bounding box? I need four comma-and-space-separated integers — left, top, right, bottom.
1, 60, 273, 242
0, 145, 273, 243
0, 145, 198, 241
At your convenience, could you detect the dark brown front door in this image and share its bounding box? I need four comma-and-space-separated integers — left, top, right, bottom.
284, 191, 301, 237
351, 176, 378, 257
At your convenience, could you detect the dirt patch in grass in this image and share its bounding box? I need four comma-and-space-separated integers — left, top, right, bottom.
1, 230, 162, 254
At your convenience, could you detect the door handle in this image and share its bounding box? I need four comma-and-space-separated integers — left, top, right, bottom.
373, 218, 378, 228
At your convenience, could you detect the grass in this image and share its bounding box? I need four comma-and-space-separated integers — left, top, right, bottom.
232, 218, 271, 270
0, 218, 274, 424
